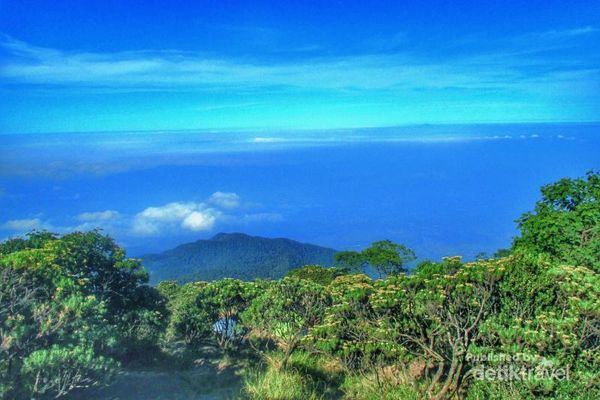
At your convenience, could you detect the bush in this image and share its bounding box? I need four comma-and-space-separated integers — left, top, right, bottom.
21, 345, 117, 398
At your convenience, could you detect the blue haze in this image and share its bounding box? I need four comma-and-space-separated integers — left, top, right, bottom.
1, 124, 598, 262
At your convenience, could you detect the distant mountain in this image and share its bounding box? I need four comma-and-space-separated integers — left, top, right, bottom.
141, 233, 337, 283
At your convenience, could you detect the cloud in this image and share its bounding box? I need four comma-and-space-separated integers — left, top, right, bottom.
131, 201, 222, 235
182, 211, 218, 231
1, 218, 44, 231
532, 26, 598, 39
1, 191, 282, 239
207, 192, 240, 209
77, 210, 120, 221
136, 202, 199, 222
252, 137, 281, 143
0, 28, 597, 94
128, 191, 282, 235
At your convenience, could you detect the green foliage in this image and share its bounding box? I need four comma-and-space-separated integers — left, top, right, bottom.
0, 231, 58, 255
197, 278, 258, 350
413, 256, 462, 277
308, 274, 377, 368
0, 231, 160, 399
363, 240, 416, 276
21, 345, 117, 398
50, 231, 150, 312
165, 281, 210, 345
476, 251, 600, 399
514, 171, 600, 272
160, 278, 258, 350
334, 240, 416, 276
116, 285, 169, 359
286, 264, 346, 285
156, 279, 180, 301
374, 257, 505, 399
244, 277, 330, 368
334, 251, 364, 272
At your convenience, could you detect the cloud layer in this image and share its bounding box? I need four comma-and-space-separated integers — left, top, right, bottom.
0, 192, 282, 238
1, 218, 44, 231
1, 28, 598, 93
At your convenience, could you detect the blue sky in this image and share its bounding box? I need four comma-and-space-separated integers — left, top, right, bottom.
1, 2, 599, 262
1, 0, 599, 133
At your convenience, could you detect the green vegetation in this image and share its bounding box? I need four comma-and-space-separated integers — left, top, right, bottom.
0, 231, 164, 398
514, 171, 600, 271
1, 172, 599, 399
334, 240, 416, 276
142, 232, 337, 283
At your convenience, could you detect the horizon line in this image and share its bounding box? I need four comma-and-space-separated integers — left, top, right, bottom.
3, 119, 600, 136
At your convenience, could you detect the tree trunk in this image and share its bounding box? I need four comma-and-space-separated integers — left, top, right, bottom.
431, 356, 460, 400
427, 361, 445, 396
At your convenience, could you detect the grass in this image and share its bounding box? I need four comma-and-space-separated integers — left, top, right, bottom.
243, 351, 344, 400
340, 373, 421, 400
242, 351, 429, 400
243, 368, 323, 400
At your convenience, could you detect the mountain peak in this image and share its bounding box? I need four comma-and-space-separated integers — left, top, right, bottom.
143, 233, 337, 283
210, 232, 251, 241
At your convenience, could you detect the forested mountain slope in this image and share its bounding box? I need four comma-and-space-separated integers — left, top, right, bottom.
142, 232, 337, 283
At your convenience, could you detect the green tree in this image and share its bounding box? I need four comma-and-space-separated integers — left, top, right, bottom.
21, 345, 117, 398
285, 264, 345, 286
334, 251, 364, 273
244, 277, 330, 368
165, 281, 210, 345
197, 278, 257, 350
309, 274, 377, 370
363, 240, 416, 277
0, 245, 118, 399
0, 231, 161, 399
514, 171, 600, 272
335, 241, 416, 277
473, 250, 600, 399
370, 257, 505, 400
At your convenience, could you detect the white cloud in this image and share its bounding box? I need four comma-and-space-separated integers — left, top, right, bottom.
532, 26, 598, 39
252, 137, 281, 143
137, 202, 198, 222
1, 218, 43, 231
182, 211, 218, 231
130, 218, 161, 236
207, 192, 240, 209
0, 28, 597, 93
131, 201, 222, 236
77, 210, 120, 221
1, 192, 279, 238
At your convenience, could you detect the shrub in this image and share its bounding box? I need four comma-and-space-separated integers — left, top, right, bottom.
21, 345, 117, 398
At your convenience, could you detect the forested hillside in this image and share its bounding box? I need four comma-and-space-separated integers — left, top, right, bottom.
0, 172, 598, 399
142, 233, 337, 283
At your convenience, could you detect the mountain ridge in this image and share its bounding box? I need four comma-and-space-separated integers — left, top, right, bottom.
142, 232, 337, 283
